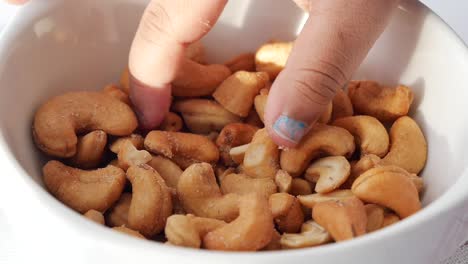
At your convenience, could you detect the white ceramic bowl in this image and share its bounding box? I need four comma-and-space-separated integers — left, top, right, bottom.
1, 0, 467, 263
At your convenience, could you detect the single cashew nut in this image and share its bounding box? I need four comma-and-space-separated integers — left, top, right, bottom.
381, 116, 427, 174
280, 124, 355, 176
33, 91, 137, 157
289, 178, 313, 196
333, 115, 389, 157
173, 99, 241, 133
298, 189, 355, 209
159, 112, 183, 132
381, 213, 400, 227
280, 221, 332, 249
106, 193, 132, 227
177, 163, 240, 222
269, 193, 304, 233
127, 164, 173, 237
254, 88, 268, 123
117, 141, 152, 171
113, 226, 145, 239
147, 156, 183, 189
351, 166, 421, 218
331, 89, 354, 121
365, 204, 385, 232
305, 156, 351, 194
69, 130, 107, 169
317, 102, 333, 124
43, 160, 126, 213
102, 84, 130, 105
220, 173, 277, 199
145, 131, 219, 169
275, 170, 292, 193
348, 80, 414, 121
84, 209, 105, 225
216, 123, 258, 166
229, 144, 250, 165
243, 128, 279, 179
213, 71, 270, 117
204, 193, 274, 251
255, 41, 293, 79
312, 196, 367, 241
224, 53, 256, 72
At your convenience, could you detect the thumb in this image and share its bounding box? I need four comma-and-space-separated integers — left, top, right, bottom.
129, 0, 227, 130
265, 0, 399, 147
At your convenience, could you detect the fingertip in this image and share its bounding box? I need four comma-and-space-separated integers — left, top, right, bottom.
6, 0, 28, 5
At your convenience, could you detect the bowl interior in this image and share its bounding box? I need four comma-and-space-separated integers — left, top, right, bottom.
0, 0, 467, 228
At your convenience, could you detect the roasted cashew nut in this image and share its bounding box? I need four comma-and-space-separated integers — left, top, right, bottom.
382, 213, 400, 227
224, 53, 256, 73
84, 209, 105, 225
275, 170, 292, 193
343, 154, 381, 189
106, 193, 132, 227
113, 226, 145, 239
220, 173, 277, 199
147, 156, 183, 189
110, 134, 144, 154
216, 123, 258, 166
159, 112, 183, 132
298, 189, 355, 209
305, 156, 351, 194
364, 204, 385, 232
269, 193, 304, 233
255, 41, 293, 79
243, 128, 280, 179
280, 221, 332, 249
117, 141, 152, 171
254, 88, 268, 123
102, 84, 131, 105
289, 178, 313, 196
69, 130, 107, 169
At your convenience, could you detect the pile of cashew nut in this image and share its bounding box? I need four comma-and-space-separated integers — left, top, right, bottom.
33, 40, 427, 251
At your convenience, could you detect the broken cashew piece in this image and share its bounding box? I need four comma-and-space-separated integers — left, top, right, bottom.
298, 189, 355, 209
255, 41, 293, 79
280, 221, 332, 249
280, 124, 355, 176
43, 160, 126, 213
127, 164, 173, 237
145, 131, 219, 169
269, 193, 304, 233
243, 128, 279, 179
220, 173, 277, 199
147, 156, 183, 189
332, 89, 354, 121
365, 204, 385, 232
113, 226, 145, 239
275, 170, 292, 193
106, 193, 132, 227
305, 156, 351, 194
159, 112, 183, 132
216, 123, 258, 166
84, 209, 105, 225
117, 141, 152, 171
69, 130, 107, 169
224, 53, 256, 72
254, 88, 268, 123
33, 91, 137, 158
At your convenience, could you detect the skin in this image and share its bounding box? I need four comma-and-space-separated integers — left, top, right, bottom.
10, 0, 400, 147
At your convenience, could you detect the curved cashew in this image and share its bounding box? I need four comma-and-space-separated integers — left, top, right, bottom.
243, 128, 280, 179
213, 71, 270, 117
381, 116, 427, 174
159, 112, 183, 132
144, 131, 219, 169
254, 88, 268, 123
106, 193, 132, 227
177, 163, 240, 222
224, 53, 256, 72
312, 196, 367, 241
173, 99, 241, 133
147, 156, 183, 189
269, 193, 304, 233
382, 213, 400, 227
204, 193, 274, 251
172, 60, 231, 97
255, 41, 293, 79
220, 173, 277, 199
275, 170, 292, 193
305, 156, 351, 194
43, 160, 126, 213
333, 115, 389, 157
216, 123, 258, 166
280, 221, 332, 249
317, 102, 333, 124
290, 178, 313, 196
127, 164, 173, 237
119, 68, 130, 94
33, 91, 137, 157
351, 166, 421, 218
102, 84, 130, 105
280, 124, 355, 176
69, 130, 107, 169
332, 89, 354, 121
348, 80, 414, 121
165, 214, 226, 248
84, 209, 105, 225
298, 189, 355, 209
113, 226, 145, 239
364, 204, 385, 232
117, 141, 152, 171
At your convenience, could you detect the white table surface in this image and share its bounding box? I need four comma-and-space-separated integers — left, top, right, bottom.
0, 1, 466, 264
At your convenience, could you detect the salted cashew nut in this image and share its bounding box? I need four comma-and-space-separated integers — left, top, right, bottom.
69, 130, 107, 169
305, 156, 351, 194
172, 59, 231, 97
102, 84, 131, 105
165, 214, 227, 248
33, 91, 137, 158
290, 178, 312, 196
177, 163, 240, 222
216, 123, 258, 166
280, 124, 355, 176
312, 196, 367, 241
224, 53, 256, 72
229, 144, 250, 165
106, 193, 132, 227
365, 204, 385, 232
185, 41, 205, 64
203, 193, 274, 251
280, 221, 332, 249
43, 160, 126, 213
220, 173, 277, 199
317, 102, 333, 124
147, 156, 183, 189
269, 193, 304, 233
117, 141, 152, 171
351, 166, 421, 218
119, 68, 130, 94
127, 164, 173, 237
159, 112, 183, 132
254, 88, 268, 123
333, 115, 389, 157
173, 99, 241, 133
84, 209, 105, 225
255, 41, 293, 79
348, 80, 414, 121
275, 170, 292, 193
332, 89, 354, 121
382, 213, 400, 227
381, 116, 427, 174
113, 226, 145, 239
298, 189, 355, 209
243, 128, 279, 179
144, 131, 219, 169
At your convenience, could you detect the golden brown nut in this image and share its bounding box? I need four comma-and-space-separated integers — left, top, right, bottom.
333, 115, 389, 157
381, 213, 400, 227
224, 53, 256, 72
317, 103, 333, 124
365, 204, 385, 232
280, 124, 355, 176
305, 156, 351, 194
173, 99, 241, 133
290, 178, 313, 196
280, 221, 332, 249
144, 131, 219, 169
220, 173, 277, 199
255, 41, 293, 79
269, 193, 304, 233
159, 112, 183, 132
343, 154, 381, 189
177, 163, 240, 222
109, 134, 144, 154
213, 71, 269, 117
147, 156, 183, 189
106, 193, 132, 227
331, 89, 354, 121
298, 189, 355, 209
254, 88, 268, 123
117, 141, 152, 171
68, 130, 107, 169
229, 144, 250, 165
33, 91, 137, 158
204, 193, 274, 251
185, 41, 205, 64
351, 166, 421, 218
113, 226, 145, 239
43, 160, 126, 213
102, 84, 131, 105
216, 123, 258, 166
243, 128, 279, 179
119, 68, 130, 94
381, 116, 427, 174
84, 209, 105, 225
127, 164, 173, 237
245, 109, 264, 127
312, 196, 367, 241
275, 170, 292, 193
172, 59, 231, 97
348, 80, 414, 121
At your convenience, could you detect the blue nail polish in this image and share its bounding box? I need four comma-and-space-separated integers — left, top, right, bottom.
273, 115, 307, 143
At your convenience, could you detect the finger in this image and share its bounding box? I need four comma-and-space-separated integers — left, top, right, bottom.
5, 0, 28, 4
129, 0, 227, 130
265, 0, 400, 147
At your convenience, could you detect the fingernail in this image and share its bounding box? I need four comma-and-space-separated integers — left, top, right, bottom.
272, 115, 307, 144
